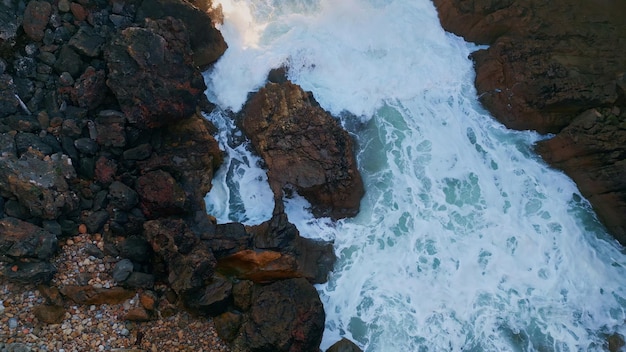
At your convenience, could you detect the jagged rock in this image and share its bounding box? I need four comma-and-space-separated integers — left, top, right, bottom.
22, 1, 52, 42
0, 217, 58, 261
136, 170, 187, 218
54, 45, 83, 78
241, 81, 364, 219
136, 0, 227, 67
143, 217, 216, 294
104, 18, 206, 128
95, 111, 127, 148
60, 285, 135, 305
326, 338, 363, 352
216, 250, 302, 283
108, 181, 139, 211
0, 1, 21, 46
433, 0, 626, 243
0, 75, 19, 117
137, 113, 223, 213
184, 273, 232, 315
535, 108, 626, 241
71, 66, 107, 110
4, 261, 57, 284
0, 148, 77, 220
69, 26, 106, 58
235, 278, 325, 352
203, 222, 251, 258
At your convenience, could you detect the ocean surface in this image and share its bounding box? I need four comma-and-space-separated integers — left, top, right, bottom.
202, 0, 626, 350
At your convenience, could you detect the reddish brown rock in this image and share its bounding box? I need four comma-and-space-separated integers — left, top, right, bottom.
124, 307, 152, 321
136, 170, 187, 218
71, 66, 106, 110
22, 1, 51, 42
241, 81, 364, 219
60, 285, 135, 305
216, 249, 302, 283
70, 2, 88, 22
0, 217, 58, 261
94, 155, 117, 184
433, 0, 626, 243
33, 304, 66, 324
535, 108, 626, 242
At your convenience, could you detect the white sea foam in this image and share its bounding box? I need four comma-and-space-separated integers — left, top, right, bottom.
204, 0, 626, 350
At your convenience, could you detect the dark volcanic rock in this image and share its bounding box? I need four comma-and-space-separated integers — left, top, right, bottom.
0, 149, 78, 220
241, 81, 364, 219
136, 0, 228, 68
104, 18, 206, 128
4, 261, 57, 284
235, 278, 325, 352
0, 217, 58, 261
71, 66, 107, 110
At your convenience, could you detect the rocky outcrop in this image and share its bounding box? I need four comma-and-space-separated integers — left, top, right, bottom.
0, 0, 336, 350
241, 81, 365, 219
104, 17, 207, 129
433, 0, 626, 243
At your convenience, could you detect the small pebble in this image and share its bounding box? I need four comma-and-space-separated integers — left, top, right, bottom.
8, 317, 18, 329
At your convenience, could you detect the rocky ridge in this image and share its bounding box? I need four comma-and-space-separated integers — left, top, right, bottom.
433, 0, 626, 243
0, 0, 365, 351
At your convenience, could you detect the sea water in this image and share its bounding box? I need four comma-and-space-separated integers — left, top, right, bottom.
203, 0, 626, 350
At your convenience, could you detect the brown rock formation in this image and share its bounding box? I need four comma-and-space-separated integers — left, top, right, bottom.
433, 0, 626, 242
241, 81, 364, 219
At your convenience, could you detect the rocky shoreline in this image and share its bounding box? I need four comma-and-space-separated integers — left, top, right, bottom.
433, 0, 626, 244
0, 0, 363, 351
1, 0, 625, 351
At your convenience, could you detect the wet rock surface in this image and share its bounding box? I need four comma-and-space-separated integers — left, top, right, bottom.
433, 0, 626, 243
0, 0, 344, 350
241, 81, 365, 219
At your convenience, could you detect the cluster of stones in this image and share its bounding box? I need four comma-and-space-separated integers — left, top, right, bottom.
434, 0, 626, 244
0, 0, 365, 351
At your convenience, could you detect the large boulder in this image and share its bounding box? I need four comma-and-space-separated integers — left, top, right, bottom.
241, 81, 364, 219
233, 278, 325, 352
104, 17, 206, 128
136, 0, 228, 68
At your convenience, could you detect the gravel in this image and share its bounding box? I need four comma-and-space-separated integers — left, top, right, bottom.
0, 232, 231, 352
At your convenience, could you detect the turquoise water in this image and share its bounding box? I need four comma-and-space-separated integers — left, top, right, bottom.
204, 0, 626, 350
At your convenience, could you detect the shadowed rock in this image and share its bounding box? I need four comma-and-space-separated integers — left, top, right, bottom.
104, 18, 206, 128
0, 217, 58, 261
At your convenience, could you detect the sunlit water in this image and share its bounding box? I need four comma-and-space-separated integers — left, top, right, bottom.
203, 0, 626, 350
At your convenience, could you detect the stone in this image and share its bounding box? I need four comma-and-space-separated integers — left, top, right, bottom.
0, 217, 58, 260
71, 66, 106, 110
136, 170, 187, 218
183, 274, 232, 316
112, 258, 133, 282
33, 304, 66, 324
23, 1, 52, 42
74, 137, 99, 155
69, 27, 106, 58
54, 45, 83, 78
94, 156, 117, 184
0, 2, 21, 45
119, 236, 152, 263
4, 261, 57, 284
236, 278, 325, 352
104, 18, 206, 128
213, 311, 243, 342
71, 3, 87, 22
124, 307, 151, 321
216, 249, 302, 284
123, 144, 152, 161
60, 285, 135, 305
203, 222, 251, 258
84, 209, 109, 233
95, 112, 126, 148
139, 290, 157, 311
0, 75, 19, 118
108, 181, 139, 211
37, 284, 64, 306
143, 217, 216, 294
15, 132, 54, 155
0, 150, 78, 220
241, 81, 364, 219
136, 0, 227, 67
124, 272, 155, 289
326, 338, 363, 352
